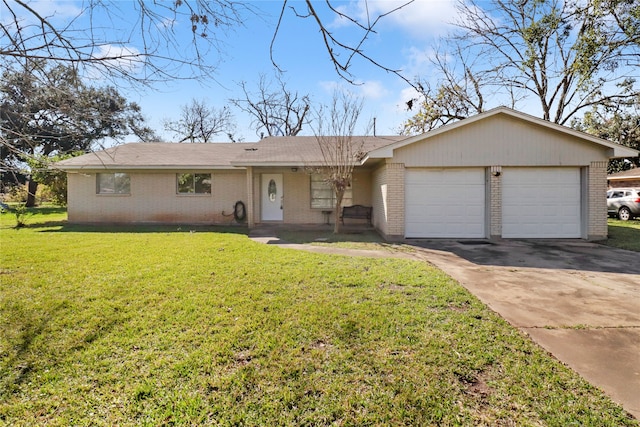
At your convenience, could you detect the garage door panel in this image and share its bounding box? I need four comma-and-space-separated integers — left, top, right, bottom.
405, 169, 485, 238
502, 168, 581, 238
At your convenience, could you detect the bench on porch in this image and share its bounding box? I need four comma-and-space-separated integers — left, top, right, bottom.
340, 205, 372, 226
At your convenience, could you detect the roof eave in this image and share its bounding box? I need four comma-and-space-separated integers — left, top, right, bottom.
57, 165, 243, 171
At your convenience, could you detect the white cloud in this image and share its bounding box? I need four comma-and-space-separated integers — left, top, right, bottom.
91, 44, 143, 74
27, 0, 82, 19
317, 79, 389, 101
0, 0, 83, 29
357, 80, 390, 100
318, 80, 341, 94
330, 0, 457, 39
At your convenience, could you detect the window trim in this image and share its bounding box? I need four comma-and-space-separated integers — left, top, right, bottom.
310, 173, 352, 209
176, 173, 212, 195
96, 172, 131, 195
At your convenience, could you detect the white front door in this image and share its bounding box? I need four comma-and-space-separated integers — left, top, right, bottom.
261, 174, 283, 221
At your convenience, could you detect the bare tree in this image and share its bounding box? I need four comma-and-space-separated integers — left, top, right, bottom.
1, 1, 251, 85
403, 0, 640, 132
313, 91, 368, 234
402, 47, 496, 134
272, 1, 416, 87
3, 1, 416, 89
231, 74, 310, 138
164, 99, 235, 143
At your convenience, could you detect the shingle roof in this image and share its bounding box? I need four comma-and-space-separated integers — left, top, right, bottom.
57, 142, 257, 170
608, 168, 640, 180
231, 135, 407, 166
57, 136, 408, 170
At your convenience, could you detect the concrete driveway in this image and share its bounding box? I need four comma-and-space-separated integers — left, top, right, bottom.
408, 239, 640, 420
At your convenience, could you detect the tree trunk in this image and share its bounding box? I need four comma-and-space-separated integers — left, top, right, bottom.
25, 180, 38, 207
333, 189, 344, 234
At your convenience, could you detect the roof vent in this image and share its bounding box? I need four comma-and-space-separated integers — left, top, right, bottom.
244, 148, 258, 151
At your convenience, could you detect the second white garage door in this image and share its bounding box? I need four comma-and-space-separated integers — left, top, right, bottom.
502, 167, 581, 238
405, 168, 486, 238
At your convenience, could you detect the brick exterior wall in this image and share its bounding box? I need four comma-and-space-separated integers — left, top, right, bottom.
246, 167, 255, 227
372, 162, 406, 240
371, 165, 388, 235
67, 171, 246, 224
489, 168, 502, 239
588, 161, 608, 240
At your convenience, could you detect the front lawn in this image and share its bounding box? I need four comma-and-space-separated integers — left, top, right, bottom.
605, 218, 640, 252
0, 210, 636, 425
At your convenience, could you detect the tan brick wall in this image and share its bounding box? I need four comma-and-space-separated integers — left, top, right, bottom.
384, 163, 405, 238
67, 170, 247, 224
489, 169, 502, 238
371, 162, 405, 239
372, 165, 388, 235
588, 161, 608, 240
352, 171, 372, 206
246, 167, 255, 227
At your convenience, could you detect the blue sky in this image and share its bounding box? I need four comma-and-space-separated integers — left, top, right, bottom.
4, 0, 463, 142
127, 0, 458, 141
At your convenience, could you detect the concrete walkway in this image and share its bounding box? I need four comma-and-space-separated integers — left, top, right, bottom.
249, 231, 640, 420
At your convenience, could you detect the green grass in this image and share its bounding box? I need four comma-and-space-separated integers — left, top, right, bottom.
605, 218, 640, 252
1, 210, 637, 426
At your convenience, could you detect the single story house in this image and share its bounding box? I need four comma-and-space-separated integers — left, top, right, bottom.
608, 168, 640, 188
58, 107, 638, 240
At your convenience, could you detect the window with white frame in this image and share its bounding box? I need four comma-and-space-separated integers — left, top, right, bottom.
177, 173, 211, 194
96, 173, 130, 194
310, 174, 352, 209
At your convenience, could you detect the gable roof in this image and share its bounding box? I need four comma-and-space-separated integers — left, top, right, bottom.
608, 168, 640, 180
366, 107, 639, 160
231, 135, 406, 166
57, 142, 257, 170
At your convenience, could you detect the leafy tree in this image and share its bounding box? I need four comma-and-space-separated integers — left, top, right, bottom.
403, 0, 640, 133
164, 99, 236, 143
26, 152, 83, 206
313, 91, 368, 234
232, 73, 310, 137
0, 61, 154, 206
572, 99, 640, 173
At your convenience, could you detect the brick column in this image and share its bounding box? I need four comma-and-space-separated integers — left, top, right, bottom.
246, 167, 254, 228
588, 161, 608, 240
489, 167, 502, 239
385, 163, 405, 238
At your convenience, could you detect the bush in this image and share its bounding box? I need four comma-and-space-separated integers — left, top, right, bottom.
12, 204, 32, 228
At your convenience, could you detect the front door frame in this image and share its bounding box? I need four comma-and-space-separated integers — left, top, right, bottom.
261, 173, 284, 221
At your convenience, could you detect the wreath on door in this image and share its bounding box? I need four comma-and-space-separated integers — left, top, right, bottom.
268, 179, 277, 202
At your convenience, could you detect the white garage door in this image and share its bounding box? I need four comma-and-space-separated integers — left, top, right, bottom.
502, 168, 581, 238
405, 169, 486, 238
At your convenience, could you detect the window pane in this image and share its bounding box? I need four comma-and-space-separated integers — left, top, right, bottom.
312, 198, 333, 209
195, 174, 211, 194
115, 173, 130, 194
97, 174, 115, 193
97, 173, 130, 194
177, 173, 194, 193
